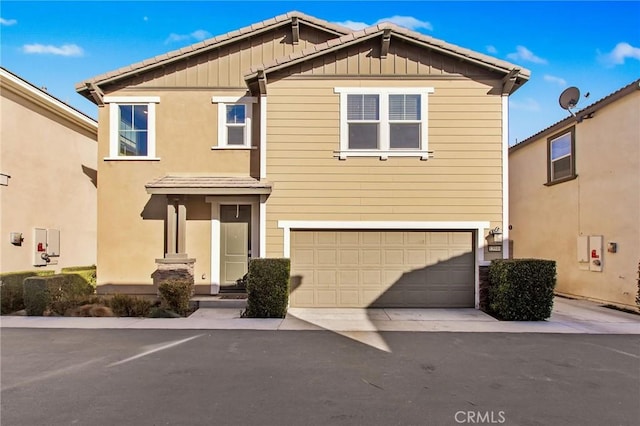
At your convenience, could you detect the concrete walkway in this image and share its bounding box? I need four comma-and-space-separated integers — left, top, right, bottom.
1, 297, 638, 334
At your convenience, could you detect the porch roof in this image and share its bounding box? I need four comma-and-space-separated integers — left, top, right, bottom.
145, 176, 272, 195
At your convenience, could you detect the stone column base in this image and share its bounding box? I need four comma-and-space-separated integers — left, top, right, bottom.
153, 257, 196, 295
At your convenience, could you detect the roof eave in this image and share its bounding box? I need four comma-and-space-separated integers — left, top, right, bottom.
510, 79, 640, 153
76, 12, 352, 101
245, 27, 531, 92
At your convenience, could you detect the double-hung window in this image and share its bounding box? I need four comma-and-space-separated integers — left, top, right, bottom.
212, 96, 256, 148
347, 94, 380, 149
104, 96, 160, 160
335, 87, 434, 160
547, 126, 576, 184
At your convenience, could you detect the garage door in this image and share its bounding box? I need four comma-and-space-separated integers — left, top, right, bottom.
290, 230, 475, 308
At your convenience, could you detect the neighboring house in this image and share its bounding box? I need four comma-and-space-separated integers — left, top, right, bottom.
510, 80, 640, 309
0, 67, 98, 273
76, 11, 529, 308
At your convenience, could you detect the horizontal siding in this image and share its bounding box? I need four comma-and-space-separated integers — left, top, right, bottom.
264, 77, 504, 257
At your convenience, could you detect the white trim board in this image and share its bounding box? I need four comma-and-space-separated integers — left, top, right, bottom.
501, 94, 510, 259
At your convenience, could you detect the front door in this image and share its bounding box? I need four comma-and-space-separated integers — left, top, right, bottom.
220, 205, 251, 289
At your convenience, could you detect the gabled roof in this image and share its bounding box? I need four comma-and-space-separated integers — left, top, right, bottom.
75, 11, 351, 97
245, 22, 530, 94
510, 78, 640, 152
1, 67, 97, 133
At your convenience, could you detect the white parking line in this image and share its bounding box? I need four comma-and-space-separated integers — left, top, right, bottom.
108, 334, 204, 367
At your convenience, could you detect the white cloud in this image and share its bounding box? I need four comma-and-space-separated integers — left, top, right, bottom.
510, 97, 541, 112
165, 29, 212, 44
598, 42, 640, 67
507, 45, 548, 64
543, 74, 567, 86
486, 45, 498, 54
1, 17, 17, 26
375, 16, 433, 31
334, 20, 369, 31
22, 43, 83, 57
334, 15, 433, 32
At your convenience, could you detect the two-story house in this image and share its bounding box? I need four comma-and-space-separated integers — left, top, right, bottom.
76, 11, 529, 308
510, 80, 640, 309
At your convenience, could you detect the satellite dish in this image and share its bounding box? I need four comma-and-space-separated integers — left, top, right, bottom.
559, 87, 580, 117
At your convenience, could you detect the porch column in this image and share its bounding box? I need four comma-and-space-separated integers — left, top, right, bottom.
177, 201, 187, 255
166, 196, 187, 258
166, 197, 177, 256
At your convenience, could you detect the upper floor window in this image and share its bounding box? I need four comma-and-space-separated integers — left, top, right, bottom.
335, 87, 434, 160
104, 96, 160, 160
547, 126, 576, 185
212, 96, 257, 149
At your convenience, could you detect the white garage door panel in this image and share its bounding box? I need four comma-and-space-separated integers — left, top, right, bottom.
290, 230, 475, 308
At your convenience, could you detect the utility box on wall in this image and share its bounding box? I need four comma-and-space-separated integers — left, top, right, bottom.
577, 235, 603, 272
589, 235, 603, 272
32, 228, 60, 266
33, 228, 48, 266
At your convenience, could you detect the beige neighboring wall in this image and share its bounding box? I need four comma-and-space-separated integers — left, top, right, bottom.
0, 68, 97, 273
509, 86, 640, 308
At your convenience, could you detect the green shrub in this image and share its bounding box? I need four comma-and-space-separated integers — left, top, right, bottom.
158, 279, 193, 317
488, 259, 556, 321
49, 296, 104, 316
48, 273, 95, 302
108, 294, 155, 317
22, 274, 95, 316
1, 270, 54, 314
244, 258, 290, 318
62, 265, 97, 288
23, 278, 49, 316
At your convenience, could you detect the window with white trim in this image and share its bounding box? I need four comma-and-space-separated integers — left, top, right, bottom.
104, 96, 160, 159
212, 96, 256, 148
547, 126, 576, 185
335, 87, 434, 160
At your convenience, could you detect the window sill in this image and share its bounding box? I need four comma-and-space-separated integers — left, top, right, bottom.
333, 150, 432, 160
103, 157, 161, 161
544, 174, 578, 186
211, 146, 258, 150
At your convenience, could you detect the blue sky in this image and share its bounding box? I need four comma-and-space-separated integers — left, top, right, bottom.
1, 1, 639, 145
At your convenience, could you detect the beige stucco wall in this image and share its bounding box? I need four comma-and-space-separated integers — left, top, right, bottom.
0, 76, 97, 273
94, 89, 254, 288
509, 90, 640, 308
264, 77, 506, 259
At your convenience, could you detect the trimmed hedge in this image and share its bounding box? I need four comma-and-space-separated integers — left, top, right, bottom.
158, 279, 193, 317
0, 270, 54, 314
62, 265, 97, 288
23, 274, 95, 316
488, 259, 556, 321
244, 258, 290, 318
